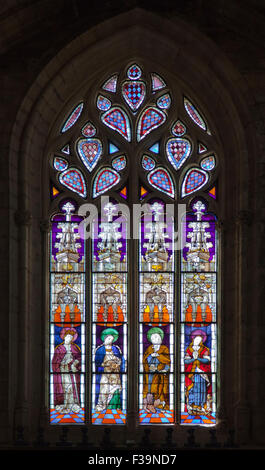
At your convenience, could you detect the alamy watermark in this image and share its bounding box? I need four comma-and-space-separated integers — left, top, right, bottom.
76, 196, 187, 251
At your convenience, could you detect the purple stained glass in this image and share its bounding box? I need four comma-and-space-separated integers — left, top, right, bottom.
51, 201, 85, 271
93, 167, 121, 198
93, 207, 127, 270
59, 168, 87, 198
182, 199, 217, 269
112, 155, 127, 171
157, 93, 171, 110
181, 168, 209, 197
102, 74, 118, 93
61, 102, 84, 133
101, 107, 131, 141
122, 80, 146, 111
142, 155, 156, 171
147, 167, 174, 198
81, 121, 97, 137
184, 97, 207, 132
137, 107, 166, 141
97, 95, 112, 111
166, 137, 192, 171
53, 156, 68, 171
127, 64, 142, 80
200, 155, 216, 171
140, 199, 174, 272
151, 73, 166, 91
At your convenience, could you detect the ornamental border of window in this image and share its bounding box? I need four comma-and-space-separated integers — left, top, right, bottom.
48, 61, 220, 427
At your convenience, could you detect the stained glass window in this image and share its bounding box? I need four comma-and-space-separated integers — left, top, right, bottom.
180, 199, 217, 426
139, 201, 175, 424
92, 202, 128, 424
49, 200, 86, 424
49, 62, 219, 428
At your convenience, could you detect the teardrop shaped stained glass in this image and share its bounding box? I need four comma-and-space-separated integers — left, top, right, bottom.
200, 155, 216, 171
101, 107, 131, 141
61, 102, 84, 133
81, 122, 97, 137
172, 120, 186, 137
157, 93, 171, 110
112, 155, 127, 171
53, 156, 69, 171
122, 80, 146, 111
93, 167, 121, 198
137, 107, 166, 141
127, 64, 142, 80
181, 168, 209, 197
97, 95, 112, 111
77, 138, 103, 172
166, 137, 192, 171
147, 167, 174, 198
59, 168, 87, 198
142, 155, 156, 171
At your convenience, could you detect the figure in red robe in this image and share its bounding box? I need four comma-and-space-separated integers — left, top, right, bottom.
184, 329, 212, 416
52, 327, 81, 413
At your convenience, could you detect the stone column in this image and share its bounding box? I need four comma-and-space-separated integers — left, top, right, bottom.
13, 208, 32, 441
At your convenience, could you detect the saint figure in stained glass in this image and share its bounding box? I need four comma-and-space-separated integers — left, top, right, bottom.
52, 327, 82, 414
94, 328, 126, 412
142, 327, 170, 412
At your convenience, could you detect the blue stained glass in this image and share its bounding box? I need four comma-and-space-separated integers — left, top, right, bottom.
157, 93, 171, 110
142, 155, 156, 171
109, 142, 120, 154
200, 155, 216, 171
112, 155, 127, 171
97, 95, 112, 111
127, 64, 142, 80
149, 142, 160, 154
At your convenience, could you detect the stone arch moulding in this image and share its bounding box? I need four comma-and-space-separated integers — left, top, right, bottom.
9, 8, 256, 447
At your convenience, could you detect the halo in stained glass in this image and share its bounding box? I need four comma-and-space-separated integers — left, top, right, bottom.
166, 137, 192, 171
53, 156, 69, 171
93, 167, 121, 198
61, 102, 84, 133
59, 167, 87, 198
157, 93, 171, 110
200, 155, 216, 171
101, 107, 131, 142
151, 73, 166, 91
97, 95, 112, 111
102, 74, 118, 93
61, 144, 70, 155
184, 97, 207, 132
127, 64, 142, 80
112, 155, 127, 171
76, 138, 103, 172
142, 155, 156, 171
181, 168, 209, 197
137, 107, 166, 142
122, 80, 146, 111
147, 167, 174, 198
81, 121, 97, 138
172, 120, 186, 137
